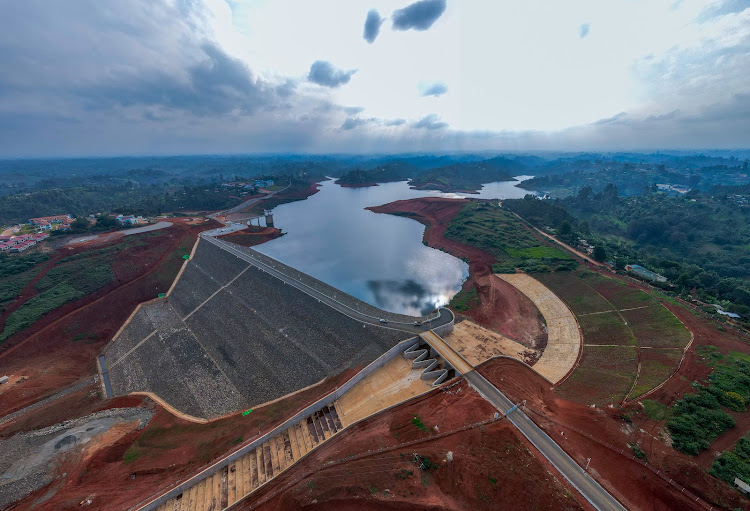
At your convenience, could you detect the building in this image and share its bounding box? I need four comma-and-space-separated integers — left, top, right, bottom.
116, 214, 138, 226
735, 477, 750, 495
626, 264, 667, 283
29, 214, 71, 226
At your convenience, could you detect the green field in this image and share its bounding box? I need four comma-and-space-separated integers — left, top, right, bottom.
535, 271, 611, 315
630, 349, 683, 399
556, 346, 638, 405
583, 274, 654, 309
0, 237, 157, 343
444, 202, 576, 274
535, 269, 690, 404
621, 305, 691, 348
577, 311, 635, 346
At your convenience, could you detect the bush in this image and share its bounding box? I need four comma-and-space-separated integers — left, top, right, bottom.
668, 389, 736, 455
710, 435, 750, 485
724, 391, 746, 412
642, 400, 667, 421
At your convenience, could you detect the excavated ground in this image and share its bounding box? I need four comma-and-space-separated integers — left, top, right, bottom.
0, 219, 218, 416
234, 380, 588, 511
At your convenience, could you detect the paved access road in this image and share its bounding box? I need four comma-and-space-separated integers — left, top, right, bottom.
466, 371, 626, 511
415, 331, 625, 511
202, 235, 453, 335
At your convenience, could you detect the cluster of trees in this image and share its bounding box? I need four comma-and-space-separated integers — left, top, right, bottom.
335, 157, 522, 192
505, 184, 750, 316
669, 349, 750, 456
0, 180, 242, 226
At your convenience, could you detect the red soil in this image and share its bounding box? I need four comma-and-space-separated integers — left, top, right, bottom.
233, 381, 588, 511
8, 368, 361, 511
478, 355, 749, 510
367, 197, 547, 348
218, 226, 283, 247
0, 220, 219, 415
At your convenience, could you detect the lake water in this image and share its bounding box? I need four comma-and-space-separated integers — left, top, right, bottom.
254, 177, 533, 316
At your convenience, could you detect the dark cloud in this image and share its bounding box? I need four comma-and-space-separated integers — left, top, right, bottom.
341, 117, 369, 130
413, 114, 448, 129
307, 60, 357, 88
579, 23, 590, 38
363, 9, 384, 43
386, 118, 406, 126
420, 82, 447, 97
344, 106, 365, 115
392, 0, 447, 31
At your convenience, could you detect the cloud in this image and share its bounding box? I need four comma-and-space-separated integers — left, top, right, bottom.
341, 116, 407, 130
307, 60, 357, 88
392, 0, 447, 31
341, 117, 370, 130
413, 114, 448, 130
419, 82, 447, 97
363, 9, 384, 43
344, 106, 365, 115
579, 23, 590, 38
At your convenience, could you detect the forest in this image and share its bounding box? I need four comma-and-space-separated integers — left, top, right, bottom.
504, 185, 750, 317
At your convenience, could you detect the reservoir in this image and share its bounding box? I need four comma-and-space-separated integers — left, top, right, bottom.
254, 177, 532, 316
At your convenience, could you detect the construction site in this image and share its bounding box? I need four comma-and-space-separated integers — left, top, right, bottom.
2, 192, 748, 511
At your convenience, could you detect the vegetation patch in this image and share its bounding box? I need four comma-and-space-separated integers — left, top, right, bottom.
642, 400, 667, 421
535, 271, 612, 315
621, 305, 691, 348
583, 275, 654, 309
710, 433, 750, 486
668, 349, 750, 455
444, 202, 576, 274
577, 311, 635, 346
630, 349, 683, 399
449, 287, 479, 312
556, 346, 638, 405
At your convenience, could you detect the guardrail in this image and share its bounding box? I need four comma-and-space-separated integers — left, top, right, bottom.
203, 235, 446, 327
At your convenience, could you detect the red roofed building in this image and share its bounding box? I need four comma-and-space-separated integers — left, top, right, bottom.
29, 214, 71, 226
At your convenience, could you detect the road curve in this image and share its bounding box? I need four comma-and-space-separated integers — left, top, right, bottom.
465, 371, 626, 511
201, 234, 453, 335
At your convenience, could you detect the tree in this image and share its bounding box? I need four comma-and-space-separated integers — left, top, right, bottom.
69, 217, 90, 233
593, 245, 607, 262
559, 221, 572, 237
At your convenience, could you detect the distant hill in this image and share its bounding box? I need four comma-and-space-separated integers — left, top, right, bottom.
408, 157, 523, 192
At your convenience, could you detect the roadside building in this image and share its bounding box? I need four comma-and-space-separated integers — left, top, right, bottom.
626, 264, 667, 283
29, 214, 71, 226
116, 214, 138, 226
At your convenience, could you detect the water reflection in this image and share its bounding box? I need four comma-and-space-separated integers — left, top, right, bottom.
253, 178, 532, 315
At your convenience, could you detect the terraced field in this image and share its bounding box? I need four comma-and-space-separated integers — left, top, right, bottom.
536, 270, 691, 405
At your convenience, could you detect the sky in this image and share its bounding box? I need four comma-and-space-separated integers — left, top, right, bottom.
0, 0, 748, 157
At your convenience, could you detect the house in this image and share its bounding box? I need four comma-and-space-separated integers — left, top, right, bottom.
116, 214, 138, 226
735, 477, 750, 495
29, 214, 71, 226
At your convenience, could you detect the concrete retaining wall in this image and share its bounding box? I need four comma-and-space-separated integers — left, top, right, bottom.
136, 335, 419, 511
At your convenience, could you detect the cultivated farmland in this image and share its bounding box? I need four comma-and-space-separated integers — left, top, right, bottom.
537, 269, 691, 405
